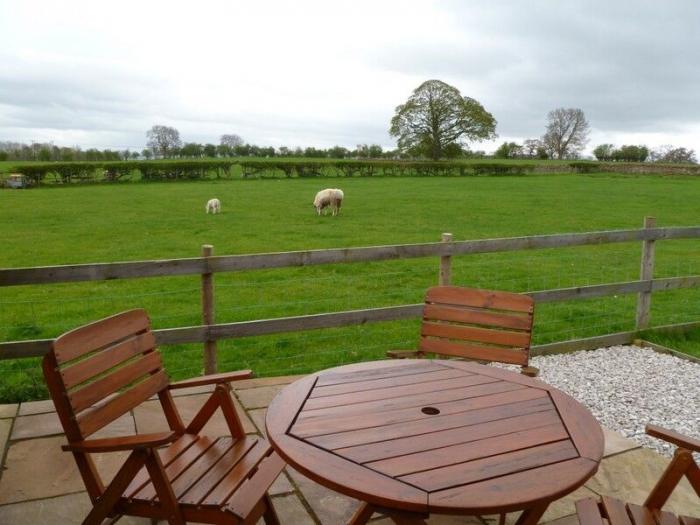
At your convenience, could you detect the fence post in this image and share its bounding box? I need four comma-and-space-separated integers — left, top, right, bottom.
439, 233, 453, 285
201, 244, 217, 374
635, 216, 656, 330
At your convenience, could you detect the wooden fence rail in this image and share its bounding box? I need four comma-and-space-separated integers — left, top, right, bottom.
2, 274, 699, 360
1, 219, 699, 368
2, 225, 700, 287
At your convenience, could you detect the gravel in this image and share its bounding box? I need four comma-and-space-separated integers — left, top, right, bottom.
494, 345, 700, 457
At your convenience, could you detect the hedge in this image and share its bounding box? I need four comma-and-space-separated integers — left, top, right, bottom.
13, 160, 236, 185
239, 160, 536, 178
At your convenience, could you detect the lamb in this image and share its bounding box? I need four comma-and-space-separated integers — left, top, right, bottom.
205, 198, 221, 214
313, 188, 344, 216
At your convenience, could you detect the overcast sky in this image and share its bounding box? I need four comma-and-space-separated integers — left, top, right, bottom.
1, 0, 699, 154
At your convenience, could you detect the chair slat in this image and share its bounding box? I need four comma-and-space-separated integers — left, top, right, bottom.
426, 286, 534, 313
77, 370, 168, 437
421, 321, 531, 348
61, 332, 156, 389
575, 498, 606, 525
601, 496, 633, 525
420, 337, 528, 365
423, 304, 532, 330
626, 504, 656, 525
54, 309, 150, 364
203, 439, 272, 505
69, 351, 163, 414
656, 510, 682, 525
225, 452, 286, 519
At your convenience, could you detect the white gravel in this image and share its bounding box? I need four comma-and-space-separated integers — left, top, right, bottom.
495, 345, 700, 457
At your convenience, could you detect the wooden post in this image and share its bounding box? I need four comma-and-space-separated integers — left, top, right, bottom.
201, 244, 217, 374
635, 216, 656, 330
439, 233, 453, 286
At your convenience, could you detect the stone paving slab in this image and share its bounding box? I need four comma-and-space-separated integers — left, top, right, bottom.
234, 374, 305, 390
0, 492, 151, 525
263, 493, 316, 525
602, 427, 640, 457
269, 469, 295, 496
0, 435, 130, 505
249, 407, 267, 435
287, 468, 364, 524
236, 384, 286, 409
133, 392, 255, 435
0, 419, 11, 460
10, 411, 135, 441
17, 399, 55, 416
0, 403, 18, 419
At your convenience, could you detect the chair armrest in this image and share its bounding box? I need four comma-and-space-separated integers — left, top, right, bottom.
62, 431, 180, 453
646, 424, 700, 452
168, 370, 254, 390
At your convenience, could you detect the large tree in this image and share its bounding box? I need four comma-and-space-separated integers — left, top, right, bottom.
390, 79, 497, 160
220, 134, 244, 149
146, 125, 181, 158
541, 108, 590, 159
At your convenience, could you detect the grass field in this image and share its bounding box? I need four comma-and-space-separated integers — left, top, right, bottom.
644, 327, 700, 359
2, 173, 700, 402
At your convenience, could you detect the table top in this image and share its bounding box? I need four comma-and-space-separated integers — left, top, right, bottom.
265, 359, 604, 515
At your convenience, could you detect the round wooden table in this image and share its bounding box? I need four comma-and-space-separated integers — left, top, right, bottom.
265, 359, 604, 525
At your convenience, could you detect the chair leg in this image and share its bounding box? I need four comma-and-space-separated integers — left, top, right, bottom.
82, 450, 148, 525
520, 366, 539, 377
262, 494, 280, 525
144, 449, 185, 525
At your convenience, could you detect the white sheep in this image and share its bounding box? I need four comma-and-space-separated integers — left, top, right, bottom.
205, 198, 221, 214
313, 188, 344, 216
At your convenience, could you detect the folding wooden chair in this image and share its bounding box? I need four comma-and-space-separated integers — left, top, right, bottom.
576, 425, 700, 525
42, 309, 284, 525
388, 286, 538, 376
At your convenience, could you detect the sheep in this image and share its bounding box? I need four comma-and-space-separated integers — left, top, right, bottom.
205, 198, 221, 214
313, 188, 344, 216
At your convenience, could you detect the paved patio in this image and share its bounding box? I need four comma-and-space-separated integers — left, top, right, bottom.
0, 374, 697, 524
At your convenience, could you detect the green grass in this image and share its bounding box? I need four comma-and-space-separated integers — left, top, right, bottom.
643, 327, 700, 359
1, 174, 699, 402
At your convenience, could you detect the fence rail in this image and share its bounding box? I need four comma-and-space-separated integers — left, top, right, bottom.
2, 218, 699, 367
2, 226, 700, 287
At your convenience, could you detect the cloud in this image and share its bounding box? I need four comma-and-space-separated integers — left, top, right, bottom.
0, 0, 699, 152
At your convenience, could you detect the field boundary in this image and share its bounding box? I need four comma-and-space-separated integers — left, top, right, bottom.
2, 218, 700, 368
2, 226, 699, 287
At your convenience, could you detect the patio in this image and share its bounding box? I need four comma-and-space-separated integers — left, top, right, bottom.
0, 374, 697, 525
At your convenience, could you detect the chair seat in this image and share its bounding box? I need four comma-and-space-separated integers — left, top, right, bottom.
123, 434, 284, 520
576, 496, 700, 525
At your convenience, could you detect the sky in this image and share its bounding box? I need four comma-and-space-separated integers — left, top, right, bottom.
1, 0, 699, 155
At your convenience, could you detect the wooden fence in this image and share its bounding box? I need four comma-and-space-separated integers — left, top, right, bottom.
1, 217, 699, 369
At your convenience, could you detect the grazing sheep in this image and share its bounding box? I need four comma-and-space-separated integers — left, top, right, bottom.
313, 188, 344, 216
205, 198, 221, 214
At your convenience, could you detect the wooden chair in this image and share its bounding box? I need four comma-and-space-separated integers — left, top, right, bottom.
387, 286, 538, 376
42, 309, 284, 525
576, 425, 700, 525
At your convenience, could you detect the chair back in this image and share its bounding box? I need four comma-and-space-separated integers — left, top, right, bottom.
42, 309, 169, 441
419, 286, 534, 366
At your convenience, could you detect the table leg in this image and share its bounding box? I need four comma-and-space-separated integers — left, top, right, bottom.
349, 503, 376, 525
514, 502, 549, 525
